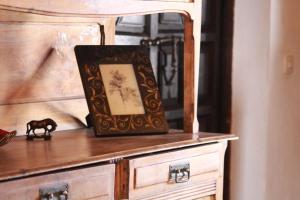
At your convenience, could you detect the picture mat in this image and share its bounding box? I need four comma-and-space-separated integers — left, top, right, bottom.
100, 64, 145, 115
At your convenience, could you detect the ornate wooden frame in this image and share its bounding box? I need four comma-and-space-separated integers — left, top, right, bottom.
75, 45, 169, 136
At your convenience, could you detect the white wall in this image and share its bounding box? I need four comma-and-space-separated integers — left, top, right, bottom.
230, 0, 300, 199
230, 0, 270, 199
266, 0, 300, 199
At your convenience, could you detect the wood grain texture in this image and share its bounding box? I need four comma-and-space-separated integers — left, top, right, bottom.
200, 196, 215, 200
183, 1, 202, 133
0, 99, 89, 135
216, 141, 228, 200
0, 129, 237, 182
132, 182, 216, 200
0, 0, 202, 133
75, 45, 169, 136
127, 143, 223, 199
0, 0, 197, 17
0, 22, 114, 104
0, 14, 115, 135
0, 164, 115, 200
0, 9, 117, 25
183, 16, 195, 133
115, 159, 130, 200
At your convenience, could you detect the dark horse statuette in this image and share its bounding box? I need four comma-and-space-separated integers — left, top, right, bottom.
26, 118, 57, 140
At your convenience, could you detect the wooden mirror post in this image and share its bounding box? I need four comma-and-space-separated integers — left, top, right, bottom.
183, 5, 202, 133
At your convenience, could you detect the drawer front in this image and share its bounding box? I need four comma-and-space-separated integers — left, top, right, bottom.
128, 143, 223, 199
0, 164, 115, 200
134, 180, 217, 200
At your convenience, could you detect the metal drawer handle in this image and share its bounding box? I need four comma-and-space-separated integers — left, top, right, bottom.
169, 162, 190, 183
39, 183, 69, 200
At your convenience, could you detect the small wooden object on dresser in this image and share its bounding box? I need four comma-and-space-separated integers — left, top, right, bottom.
26, 118, 57, 140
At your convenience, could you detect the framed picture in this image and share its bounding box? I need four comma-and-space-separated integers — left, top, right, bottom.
74, 45, 169, 136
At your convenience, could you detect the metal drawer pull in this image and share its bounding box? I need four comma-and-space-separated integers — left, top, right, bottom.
39, 182, 69, 200
169, 162, 190, 183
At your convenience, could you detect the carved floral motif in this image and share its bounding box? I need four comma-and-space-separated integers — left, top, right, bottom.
75, 46, 168, 136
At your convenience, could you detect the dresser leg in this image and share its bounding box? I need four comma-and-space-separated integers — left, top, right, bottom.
216, 141, 228, 200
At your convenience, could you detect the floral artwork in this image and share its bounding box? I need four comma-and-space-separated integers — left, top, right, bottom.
75, 45, 168, 136
109, 70, 142, 107
100, 64, 145, 115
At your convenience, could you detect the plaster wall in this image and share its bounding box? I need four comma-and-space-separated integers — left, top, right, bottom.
230, 0, 300, 199
266, 0, 300, 199
230, 0, 270, 199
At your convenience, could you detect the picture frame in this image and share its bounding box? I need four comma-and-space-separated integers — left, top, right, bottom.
74, 45, 169, 136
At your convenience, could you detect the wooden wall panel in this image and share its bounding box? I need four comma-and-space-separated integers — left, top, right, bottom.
0, 99, 88, 135
200, 196, 215, 200
0, 13, 115, 135
0, 23, 102, 104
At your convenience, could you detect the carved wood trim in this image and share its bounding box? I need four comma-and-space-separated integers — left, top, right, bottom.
0, 1, 196, 18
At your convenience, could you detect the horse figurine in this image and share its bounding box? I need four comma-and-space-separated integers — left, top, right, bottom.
26, 118, 57, 140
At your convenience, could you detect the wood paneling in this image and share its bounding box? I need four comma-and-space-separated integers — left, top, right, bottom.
0, 164, 115, 200
0, 23, 98, 104
0, 99, 89, 135
0, 17, 115, 135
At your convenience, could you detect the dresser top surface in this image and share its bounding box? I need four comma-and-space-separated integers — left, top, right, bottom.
0, 129, 236, 182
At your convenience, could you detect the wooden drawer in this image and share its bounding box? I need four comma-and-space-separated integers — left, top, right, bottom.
127, 143, 224, 200
0, 164, 115, 200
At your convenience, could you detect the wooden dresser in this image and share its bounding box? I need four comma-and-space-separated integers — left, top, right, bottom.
0, 130, 236, 199
0, 1, 237, 199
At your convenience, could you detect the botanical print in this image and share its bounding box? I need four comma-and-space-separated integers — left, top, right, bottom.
109, 70, 142, 106
100, 64, 145, 115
